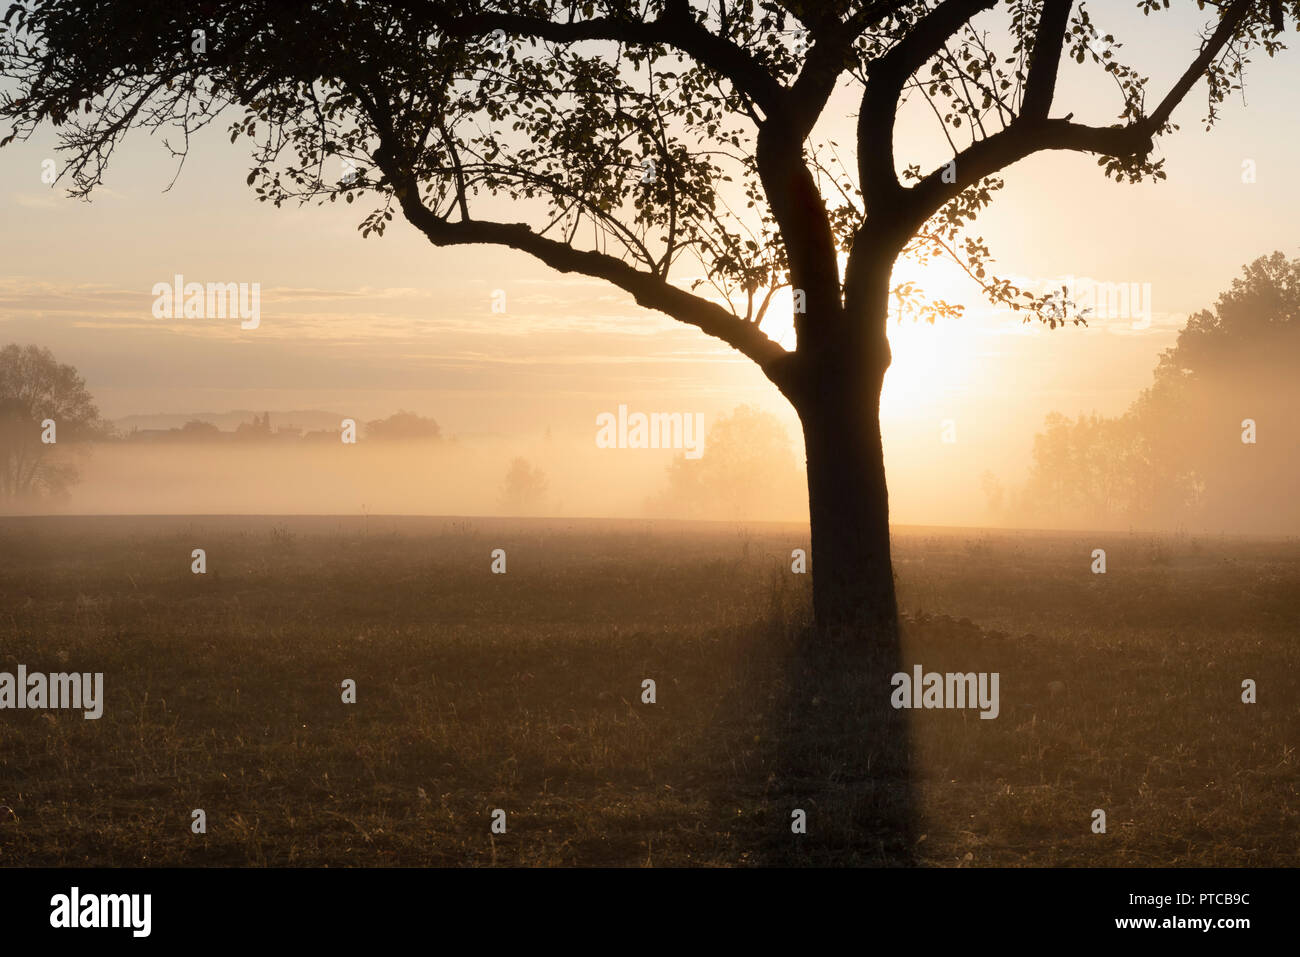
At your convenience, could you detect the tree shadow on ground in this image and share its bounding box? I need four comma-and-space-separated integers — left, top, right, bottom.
705, 576, 919, 866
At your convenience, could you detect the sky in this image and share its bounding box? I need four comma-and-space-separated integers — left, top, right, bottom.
0, 2, 1297, 523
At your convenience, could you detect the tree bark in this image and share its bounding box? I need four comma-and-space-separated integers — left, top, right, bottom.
791, 321, 898, 639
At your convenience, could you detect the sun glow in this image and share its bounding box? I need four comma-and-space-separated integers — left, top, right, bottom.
881, 256, 982, 415
755, 255, 982, 416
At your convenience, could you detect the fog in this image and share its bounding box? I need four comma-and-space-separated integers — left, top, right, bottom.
10, 270, 1300, 535
44, 435, 803, 521
18, 375, 1299, 537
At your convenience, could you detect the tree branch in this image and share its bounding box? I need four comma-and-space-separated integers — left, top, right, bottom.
901, 0, 1254, 236
374, 150, 794, 388
1020, 0, 1073, 120
857, 0, 998, 214
408, 1, 786, 118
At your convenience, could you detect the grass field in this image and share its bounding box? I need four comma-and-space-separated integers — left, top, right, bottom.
0, 515, 1295, 866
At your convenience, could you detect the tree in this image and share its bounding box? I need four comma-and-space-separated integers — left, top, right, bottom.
180, 418, 223, 439
234, 411, 272, 439
365, 410, 442, 440
501, 456, 548, 513
1140, 251, 1300, 529
2, 0, 1292, 634
1009, 252, 1300, 531
649, 403, 803, 519
1014, 410, 1149, 528
0, 343, 106, 504
1155, 251, 1300, 389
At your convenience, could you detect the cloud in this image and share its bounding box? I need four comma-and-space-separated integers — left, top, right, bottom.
10, 192, 66, 210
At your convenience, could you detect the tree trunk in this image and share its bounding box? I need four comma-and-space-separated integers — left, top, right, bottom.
779, 326, 916, 861
793, 333, 898, 638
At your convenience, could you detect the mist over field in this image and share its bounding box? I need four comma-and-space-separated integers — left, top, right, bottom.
23, 360, 1300, 536
63, 436, 712, 519
17, 254, 1300, 533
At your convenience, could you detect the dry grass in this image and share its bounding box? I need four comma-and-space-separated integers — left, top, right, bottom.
0, 516, 1294, 866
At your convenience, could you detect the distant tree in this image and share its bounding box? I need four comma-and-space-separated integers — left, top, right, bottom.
234, 411, 272, 440
1137, 251, 1300, 529
180, 419, 222, 439
1014, 411, 1147, 527
0, 343, 107, 504
1010, 253, 1300, 531
365, 410, 441, 441
500, 457, 548, 514
649, 404, 802, 520
1155, 251, 1300, 388
978, 469, 1003, 519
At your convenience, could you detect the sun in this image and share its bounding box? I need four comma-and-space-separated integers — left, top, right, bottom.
880, 255, 980, 414
755, 254, 980, 415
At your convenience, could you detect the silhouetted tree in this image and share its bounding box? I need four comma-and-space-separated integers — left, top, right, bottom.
2, 0, 1292, 631
180, 419, 222, 439
501, 456, 548, 513
1010, 253, 1300, 531
234, 411, 272, 440
365, 410, 442, 440
0, 343, 106, 504
1137, 252, 1300, 530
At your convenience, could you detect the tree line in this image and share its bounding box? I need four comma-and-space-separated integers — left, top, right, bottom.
987, 252, 1300, 533
0, 344, 449, 505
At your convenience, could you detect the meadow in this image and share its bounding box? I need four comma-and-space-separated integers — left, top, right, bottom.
0, 515, 1294, 866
